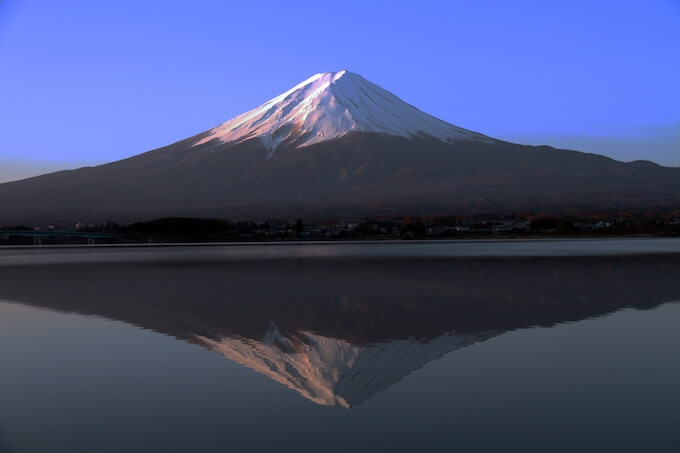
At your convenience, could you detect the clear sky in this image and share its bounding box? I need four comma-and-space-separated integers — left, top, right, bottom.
1, 0, 678, 182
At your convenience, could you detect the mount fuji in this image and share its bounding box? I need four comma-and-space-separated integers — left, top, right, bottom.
1, 70, 679, 224
193, 70, 493, 154
1, 256, 678, 407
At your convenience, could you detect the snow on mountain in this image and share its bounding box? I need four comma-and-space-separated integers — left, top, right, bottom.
195, 323, 496, 408
194, 70, 493, 155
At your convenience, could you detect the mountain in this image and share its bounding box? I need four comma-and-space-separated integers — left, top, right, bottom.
1, 70, 679, 224
197, 324, 494, 407
1, 254, 679, 407
193, 70, 494, 153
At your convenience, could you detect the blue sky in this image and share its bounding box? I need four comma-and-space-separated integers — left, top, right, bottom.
1, 0, 678, 182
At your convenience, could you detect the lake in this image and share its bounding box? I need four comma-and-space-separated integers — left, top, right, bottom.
0, 239, 679, 452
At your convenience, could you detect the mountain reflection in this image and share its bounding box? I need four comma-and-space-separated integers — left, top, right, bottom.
1, 255, 679, 407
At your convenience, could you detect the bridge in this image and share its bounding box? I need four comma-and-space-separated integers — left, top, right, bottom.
0, 230, 123, 246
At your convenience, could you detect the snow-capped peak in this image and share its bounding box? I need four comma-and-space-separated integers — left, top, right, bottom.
194, 70, 492, 153
194, 323, 496, 407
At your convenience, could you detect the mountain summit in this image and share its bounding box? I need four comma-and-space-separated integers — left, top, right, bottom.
194, 70, 492, 154
0, 71, 679, 224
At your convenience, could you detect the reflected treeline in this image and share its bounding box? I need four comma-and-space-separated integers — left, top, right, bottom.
1, 255, 679, 406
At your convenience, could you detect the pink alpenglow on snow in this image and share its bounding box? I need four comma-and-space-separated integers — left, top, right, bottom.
194, 70, 494, 155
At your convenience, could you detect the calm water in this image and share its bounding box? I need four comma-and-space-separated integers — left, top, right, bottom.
0, 240, 679, 452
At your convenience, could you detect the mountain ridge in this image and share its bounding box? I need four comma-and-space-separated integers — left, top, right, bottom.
1, 71, 679, 224
193, 70, 493, 154
1, 256, 678, 407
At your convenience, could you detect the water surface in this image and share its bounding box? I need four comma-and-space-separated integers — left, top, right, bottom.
0, 241, 679, 452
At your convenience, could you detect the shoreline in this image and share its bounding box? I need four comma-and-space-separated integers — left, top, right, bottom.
2, 238, 680, 266
1, 234, 680, 251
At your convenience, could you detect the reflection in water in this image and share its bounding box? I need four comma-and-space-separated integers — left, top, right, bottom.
198, 325, 492, 407
0, 255, 679, 407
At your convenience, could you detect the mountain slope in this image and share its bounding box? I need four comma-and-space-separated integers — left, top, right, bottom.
197, 326, 494, 407
1, 256, 678, 407
0, 71, 679, 224
193, 70, 493, 153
